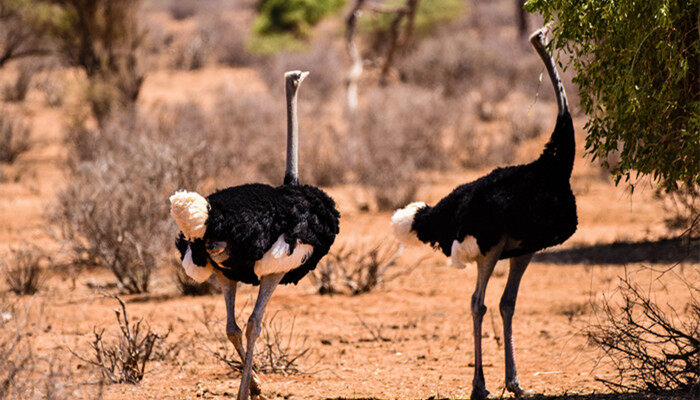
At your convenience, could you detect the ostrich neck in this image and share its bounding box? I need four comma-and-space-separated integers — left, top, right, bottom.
285, 83, 299, 185
534, 43, 568, 116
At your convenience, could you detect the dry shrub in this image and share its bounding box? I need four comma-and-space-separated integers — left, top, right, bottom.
587, 271, 699, 394
555, 300, 590, 323
35, 74, 65, 108
198, 306, 315, 376
0, 110, 30, 163
1, 247, 46, 296
0, 299, 97, 399
398, 23, 542, 102
310, 239, 422, 295
655, 183, 699, 239
169, 13, 257, 69
71, 296, 168, 384
211, 86, 294, 185
53, 106, 226, 294
354, 84, 453, 209
2, 66, 34, 103
209, 17, 258, 67
171, 30, 212, 70
0, 301, 32, 399
169, 0, 198, 20
259, 41, 345, 102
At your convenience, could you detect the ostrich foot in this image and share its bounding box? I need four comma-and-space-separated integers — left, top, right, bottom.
506, 381, 535, 398
470, 385, 492, 400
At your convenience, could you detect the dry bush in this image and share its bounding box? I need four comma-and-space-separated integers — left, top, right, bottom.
0, 299, 94, 399
168, 12, 256, 70
0, 2, 52, 69
71, 296, 168, 384
53, 107, 227, 294
2, 66, 34, 102
47, 0, 146, 123
0, 301, 32, 399
398, 32, 542, 102
655, 183, 699, 239
587, 272, 699, 394
211, 86, 286, 184
198, 307, 315, 376
310, 239, 422, 295
208, 16, 258, 67
555, 300, 590, 323
35, 75, 65, 108
354, 84, 454, 209
259, 41, 345, 103
169, 0, 198, 20
0, 110, 30, 163
1, 247, 46, 296
170, 31, 211, 70
307, 261, 339, 295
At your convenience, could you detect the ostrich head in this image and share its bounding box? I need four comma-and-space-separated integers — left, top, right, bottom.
285, 70, 309, 89
391, 202, 427, 246
169, 190, 209, 241
529, 22, 552, 51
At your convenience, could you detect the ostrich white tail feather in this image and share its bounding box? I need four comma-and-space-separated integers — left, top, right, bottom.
170, 190, 209, 240
391, 202, 426, 246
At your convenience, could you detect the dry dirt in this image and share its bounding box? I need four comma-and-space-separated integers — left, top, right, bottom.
0, 30, 697, 400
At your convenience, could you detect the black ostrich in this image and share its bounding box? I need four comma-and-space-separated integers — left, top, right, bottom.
391, 26, 577, 399
170, 71, 340, 400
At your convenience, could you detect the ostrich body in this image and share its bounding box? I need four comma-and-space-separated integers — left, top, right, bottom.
392, 26, 577, 399
170, 71, 339, 400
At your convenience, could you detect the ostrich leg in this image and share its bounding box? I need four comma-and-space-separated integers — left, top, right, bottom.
237, 273, 284, 400
216, 272, 263, 397
500, 253, 534, 398
470, 239, 506, 400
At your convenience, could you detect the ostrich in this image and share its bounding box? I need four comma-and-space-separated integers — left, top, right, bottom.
391, 25, 577, 399
169, 71, 340, 400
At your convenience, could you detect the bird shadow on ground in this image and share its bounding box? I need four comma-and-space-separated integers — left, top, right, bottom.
325, 389, 694, 400
533, 237, 699, 265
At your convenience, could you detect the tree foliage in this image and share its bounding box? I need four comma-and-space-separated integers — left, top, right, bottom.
525, 0, 699, 190
1, 0, 145, 123
254, 0, 345, 37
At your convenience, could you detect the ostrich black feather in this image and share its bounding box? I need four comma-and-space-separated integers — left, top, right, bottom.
411, 112, 577, 259
176, 183, 340, 285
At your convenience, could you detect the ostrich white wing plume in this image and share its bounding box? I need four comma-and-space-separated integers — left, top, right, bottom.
170, 190, 209, 240
182, 245, 214, 282
255, 235, 313, 277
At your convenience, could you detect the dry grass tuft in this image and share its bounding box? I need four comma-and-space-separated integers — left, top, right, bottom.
0, 110, 30, 164
71, 296, 169, 384
310, 239, 424, 295
2, 66, 34, 103
198, 306, 315, 376
1, 246, 46, 295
